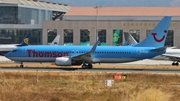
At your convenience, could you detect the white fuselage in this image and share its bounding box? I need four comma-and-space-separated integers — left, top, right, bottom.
0, 45, 17, 51
0, 44, 17, 56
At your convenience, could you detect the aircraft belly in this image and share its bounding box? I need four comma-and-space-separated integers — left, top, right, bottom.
92, 58, 140, 63
10, 57, 55, 62
152, 55, 165, 60
9, 57, 140, 63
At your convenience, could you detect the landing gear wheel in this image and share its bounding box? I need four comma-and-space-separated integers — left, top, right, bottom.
87, 63, 93, 69
172, 61, 179, 66
82, 64, 86, 69
82, 63, 93, 69
20, 64, 24, 68
175, 62, 179, 66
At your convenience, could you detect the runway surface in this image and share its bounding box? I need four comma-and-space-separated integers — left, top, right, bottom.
0, 56, 179, 74
1, 67, 180, 74
0, 57, 174, 65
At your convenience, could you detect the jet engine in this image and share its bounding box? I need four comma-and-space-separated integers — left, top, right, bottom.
55, 57, 72, 66
55, 57, 82, 66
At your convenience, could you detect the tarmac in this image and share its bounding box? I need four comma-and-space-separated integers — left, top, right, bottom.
0, 56, 173, 66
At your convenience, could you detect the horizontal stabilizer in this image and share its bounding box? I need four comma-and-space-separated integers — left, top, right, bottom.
150, 47, 166, 52
167, 46, 177, 49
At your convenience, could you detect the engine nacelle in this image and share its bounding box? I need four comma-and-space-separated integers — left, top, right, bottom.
55, 57, 72, 66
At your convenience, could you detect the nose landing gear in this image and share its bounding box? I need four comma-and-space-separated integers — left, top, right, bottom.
20, 62, 24, 68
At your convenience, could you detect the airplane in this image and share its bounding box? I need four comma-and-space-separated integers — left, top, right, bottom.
49, 35, 60, 45
0, 34, 60, 56
123, 32, 138, 46
5, 16, 171, 69
153, 48, 180, 66
123, 32, 180, 66
0, 33, 30, 56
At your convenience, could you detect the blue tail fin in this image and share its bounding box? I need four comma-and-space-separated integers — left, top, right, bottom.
134, 16, 171, 47
17, 33, 31, 46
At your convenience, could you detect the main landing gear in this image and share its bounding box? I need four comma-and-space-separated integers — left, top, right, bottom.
20, 62, 24, 68
172, 61, 179, 66
82, 63, 93, 69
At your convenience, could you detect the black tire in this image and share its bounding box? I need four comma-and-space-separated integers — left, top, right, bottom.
20, 65, 23, 68
82, 64, 86, 69
88, 63, 93, 69
176, 62, 179, 66
172, 62, 175, 66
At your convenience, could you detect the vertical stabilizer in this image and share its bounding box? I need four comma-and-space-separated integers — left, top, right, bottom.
123, 32, 137, 46
51, 35, 60, 45
134, 16, 171, 47
18, 33, 31, 46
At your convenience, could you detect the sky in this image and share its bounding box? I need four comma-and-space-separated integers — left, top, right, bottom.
42, 0, 180, 6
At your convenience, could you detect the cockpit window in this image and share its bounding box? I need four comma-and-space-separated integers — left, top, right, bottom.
12, 50, 17, 52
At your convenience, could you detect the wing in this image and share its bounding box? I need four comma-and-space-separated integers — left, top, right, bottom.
162, 54, 180, 60
71, 40, 99, 61
167, 46, 177, 49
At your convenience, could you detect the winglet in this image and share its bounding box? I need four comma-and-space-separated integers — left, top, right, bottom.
71, 39, 99, 59
90, 39, 99, 53
51, 35, 60, 45
17, 33, 31, 46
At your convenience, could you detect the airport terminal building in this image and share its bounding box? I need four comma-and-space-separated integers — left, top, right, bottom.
0, 0, 180, 47
0, 0, 70, 44
43, 7, 180, 46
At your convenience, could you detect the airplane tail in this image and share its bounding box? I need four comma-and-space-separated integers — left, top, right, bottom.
51, 35, 60, 45
123, 32, 137, 46
133, 16, 171, 47
17, 33, 31, 46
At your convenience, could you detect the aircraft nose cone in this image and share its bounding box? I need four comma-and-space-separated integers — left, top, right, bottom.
5, 52, 10, 58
